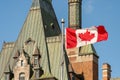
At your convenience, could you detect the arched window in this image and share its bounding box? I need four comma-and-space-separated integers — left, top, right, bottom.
19, 73, 25, 80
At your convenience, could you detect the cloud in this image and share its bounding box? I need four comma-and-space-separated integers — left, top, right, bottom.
83, 0, 94, 14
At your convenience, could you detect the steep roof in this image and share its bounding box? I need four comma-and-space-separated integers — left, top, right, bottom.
0, 0, 69, 79
0, 42, 15, 78
46, 36, 69, 79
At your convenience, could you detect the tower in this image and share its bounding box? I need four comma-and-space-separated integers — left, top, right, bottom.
67, 45, 99, 80
67, 0, 99, 80
68, 0, 82, 29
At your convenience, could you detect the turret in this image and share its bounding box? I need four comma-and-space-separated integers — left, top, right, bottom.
68, 0, 82, 29
32, 46, 43, 79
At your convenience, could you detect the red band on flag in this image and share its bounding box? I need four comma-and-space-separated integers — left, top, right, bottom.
97, 25, 108, 42
66, 28, 77, 48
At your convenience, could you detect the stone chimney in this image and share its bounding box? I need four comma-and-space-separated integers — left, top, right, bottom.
102, 63, 112, 80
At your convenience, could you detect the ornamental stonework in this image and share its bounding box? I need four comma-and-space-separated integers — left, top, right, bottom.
68, 0, 81, 3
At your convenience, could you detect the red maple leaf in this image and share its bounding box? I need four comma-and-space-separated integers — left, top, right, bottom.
79, 30, 95, 41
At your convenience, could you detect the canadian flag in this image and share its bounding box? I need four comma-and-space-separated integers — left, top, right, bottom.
65, 25, 108, 49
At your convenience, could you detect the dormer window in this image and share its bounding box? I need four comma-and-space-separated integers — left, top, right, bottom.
13, 49, 30, 80
32, 46, 41, 67
34, 56, 38, 65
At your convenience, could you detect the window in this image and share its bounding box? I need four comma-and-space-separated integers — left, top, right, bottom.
19, 73, 25, 80
21, 60, 24, 66
34, 57, 38, 65
50, 23, 55, 29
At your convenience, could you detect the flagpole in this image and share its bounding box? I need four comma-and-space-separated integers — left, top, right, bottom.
61, 18, 65, 80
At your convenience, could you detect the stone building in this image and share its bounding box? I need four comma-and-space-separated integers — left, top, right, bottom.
0, 0, 120, 80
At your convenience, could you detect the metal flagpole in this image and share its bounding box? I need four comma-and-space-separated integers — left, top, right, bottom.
61, 18, 65, 80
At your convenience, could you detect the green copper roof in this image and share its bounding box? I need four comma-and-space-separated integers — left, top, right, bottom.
0, 0, 68, 79
40, 72, 54, 79
110, 78, 120, 80
30, 0, 61, 37
0, 42, 15, 78
79, 44, 98, 57
30, 70, 54, 80
46, 36, 69, 79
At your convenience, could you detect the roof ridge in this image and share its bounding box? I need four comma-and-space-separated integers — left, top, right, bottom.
46, 35, 61, 43
2, 42, 15, 49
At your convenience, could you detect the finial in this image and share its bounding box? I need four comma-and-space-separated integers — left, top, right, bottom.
61, 18, 65, 23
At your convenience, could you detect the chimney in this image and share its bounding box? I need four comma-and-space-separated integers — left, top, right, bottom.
102, 63, 112, 80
